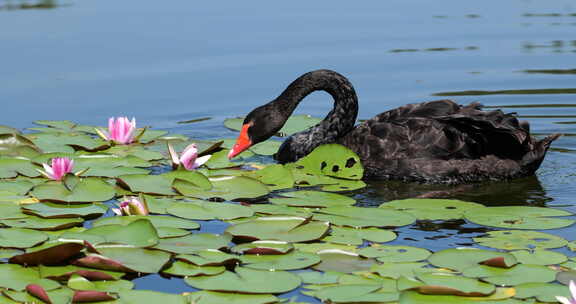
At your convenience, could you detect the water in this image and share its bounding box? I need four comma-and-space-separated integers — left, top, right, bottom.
1, 0, 576, 301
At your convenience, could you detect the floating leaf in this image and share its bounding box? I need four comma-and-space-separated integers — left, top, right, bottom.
382, 198, 484, 220
240, 251, 321, 270
474, 230, 568, 250
0, 264, 60, 291
154, 233, 231, 254
74, 247, 171, 273
290, 144, 364, 180
10, 241, 85, 266
428, 248, 517, 272
232, 240, 294, 255
187, 291, 278, 304
162, 260, 225, 277
416, 273, 495, 296
270, 190, 356, 208
1, 216, 83, 231
226, 216, 329, 243
26, 132, 108, 152
117, 174, 175, 195
244, 164, 294, 190
371, 262, 431, 279
22, 202, 107, 219
93, 215, 200, 230
314, 206, 415, 228
323, 226, 396, 245
313, 250, 376, 273
118, 290, 188, 304
62, 219, 159, 247
465, 206, 574, 230
0, 228, 48, 249
32, 178, 116, 203
514, 282, 572, 302
176, 250, 239, 267
313, 284, 398, 303
0, 203, 28, 220
174, 175, 269, 201
510, 249, 567, 265
0, 179, 35, 195
0, 158, 40, 178
166, 201, 253, 220
463, 264, 557, 285
184, 267, 301, 294
358, 245, 431, 263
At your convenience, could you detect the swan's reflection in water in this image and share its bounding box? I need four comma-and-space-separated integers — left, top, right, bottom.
361, 175, 552, 207
0, 0, 70, 10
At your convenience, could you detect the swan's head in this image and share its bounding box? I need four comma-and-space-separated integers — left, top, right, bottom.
228, 102, 285, 159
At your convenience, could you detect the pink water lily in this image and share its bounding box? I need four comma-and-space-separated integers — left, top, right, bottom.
96, 117, 137, 144
112, 196, 149, 216
39, 157, 74, 181
168, 143, 211, 170
557, 281, 576, 304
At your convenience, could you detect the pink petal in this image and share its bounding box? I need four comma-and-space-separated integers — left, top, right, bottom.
42, 163, 55, 179
179, 144, 198, 170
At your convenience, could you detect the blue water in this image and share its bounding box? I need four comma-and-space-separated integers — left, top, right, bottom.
2, 0, 576, 302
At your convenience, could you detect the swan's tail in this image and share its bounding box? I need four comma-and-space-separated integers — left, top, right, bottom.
521, 133, 561, 174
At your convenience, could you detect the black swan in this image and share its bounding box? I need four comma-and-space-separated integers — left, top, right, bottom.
228, 69, 560, 183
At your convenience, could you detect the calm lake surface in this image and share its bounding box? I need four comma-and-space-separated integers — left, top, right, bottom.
1, 0, 576, 301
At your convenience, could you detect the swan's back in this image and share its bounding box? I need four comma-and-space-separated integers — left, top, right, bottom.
339, 99, 559, 183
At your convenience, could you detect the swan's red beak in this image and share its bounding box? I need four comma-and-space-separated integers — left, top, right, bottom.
228, 123, 253, 159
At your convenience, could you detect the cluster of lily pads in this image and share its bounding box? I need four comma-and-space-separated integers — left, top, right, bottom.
0, 116, 574, 304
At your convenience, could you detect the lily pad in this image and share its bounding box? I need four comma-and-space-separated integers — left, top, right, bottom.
22, 202, 107, 218
1, 216, 84, 231
232, 240, 294, 255
270, 190, 356, 208
187, 291, 279, 304
240, 251, 321, 270
184, 267, 302, 294
62, 219, 159, 247
0, 203, 28, 220
117, 174, 175, 195
382, 198, 484, 220
416, 273, 495, 296
323, 226, 396, 245
474, 230, 568, 250
358, 245, 431, 263
313, 250, 377, 273
465, 206, 574, 230
26, 132, 108, 152
312, 284, 398, 303
0, 264, 60, 291
428, 248, 518, 272
314, 206, 415, 228
74, 247, 171, 273
167, 201, 254, 220
290, 144, 364, 180
0, 158, 40, 178
93, 215, 200, 230
0, 228, 48, 249
514, 282, 573, 302
162, 260, 225, 277
10, 241, 85, 266
371, 262, 431, 279
510, 249, 568, 265
244, 164, 295, 191
0, 179, 35, 195
118, 290, 188, 304
31, 178, 116, 203
174, 175, 270, 201
154, 233, 231, 254
462, 264, 557, 286
225, 216, 330, 243
176, 250, 239, 267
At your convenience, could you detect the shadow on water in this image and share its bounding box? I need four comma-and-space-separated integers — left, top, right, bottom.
361, 175, 552, 207
0, 0, 69, 10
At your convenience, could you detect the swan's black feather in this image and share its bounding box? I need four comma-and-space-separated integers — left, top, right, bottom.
241, 70, 559, 183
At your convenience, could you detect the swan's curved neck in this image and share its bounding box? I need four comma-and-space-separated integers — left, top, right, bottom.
273, 69, 359, 161
276, 69, 359, 140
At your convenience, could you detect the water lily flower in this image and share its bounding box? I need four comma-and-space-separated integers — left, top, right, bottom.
38, 157, 74, 181
96, 117, 137, 144
557, 281, 576, 304
168, 143, 211, 170
112, 196, 149, 216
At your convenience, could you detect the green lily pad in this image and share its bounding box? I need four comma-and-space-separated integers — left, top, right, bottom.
0, 203, 28, 220
313, 250, 377, 273
416, 272, 495, 296
244, 164, 294, 191
463, 264, 557, 286
358, 245, 431, 263
290, 144, 364, 180
103, 145, 164, 161
313, 284, 399, 303
0, 158, 40, 178
474, 230, 568, 250
225, 216, 330, 243
224, 114, 322, 137
249, 140, 283, 155
314, 206, 415, 228
240, 251, 321, 270
27, 132, 108, 152
67, 273, 134, 292
0, 179, 35, 195
156, 227, 191, 238
0, 264, 60, 291
514, 282, 572, 302
323, 226, 396, 245
22, 202, 107, 219
32, 178, 116, 203
166, 201, 254, 220
0, 228, 48, 249
250, 204, 313, 217
232, 240, 294, 255
174, 175, 270, 201
176, 250, 239, 267
465, 206, 574, 230
92, 215, 200, 230
399, 290, 524, 304
38, 264, 125, 281
74, 247, 171, 273
205, 149, 243, 169
62, 219, 159, 247
117, 174, 175, 195
162, 260, 225, 277
0, 248, 24, 259
187, 291, 279, 304
270, 190, 356, 208
154, 233, 231, 254
1, 216, 83, 231
371, 262, 431, 279
428, 248, 518, 272
382, 199, 484, 220
298, 271, 341, 285
185, 267, 302, 294
510, 249, 567, 265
